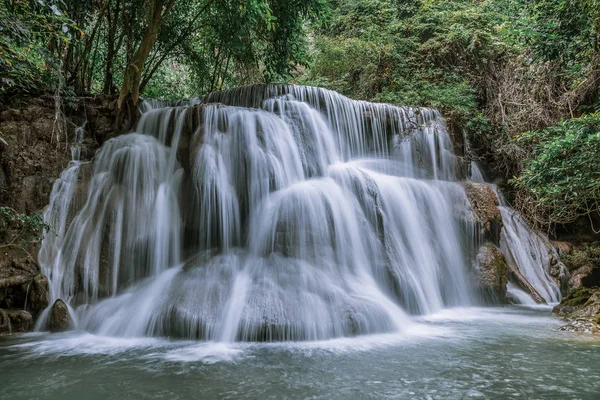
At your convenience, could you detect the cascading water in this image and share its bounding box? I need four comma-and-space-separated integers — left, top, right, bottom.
469, 162, 562, 304
37, 84, 556, 342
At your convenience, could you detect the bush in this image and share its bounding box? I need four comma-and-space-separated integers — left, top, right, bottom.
0, 1, 77, 98
0, 206, 48, 248
512, 114, 600, 227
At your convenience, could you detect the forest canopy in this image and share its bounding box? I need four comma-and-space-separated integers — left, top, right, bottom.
0, 0, 328, 109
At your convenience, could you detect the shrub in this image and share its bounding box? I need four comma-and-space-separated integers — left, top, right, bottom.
512, 114, 600, 227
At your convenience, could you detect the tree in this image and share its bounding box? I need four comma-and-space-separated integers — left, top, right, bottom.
116, 0, 177, 129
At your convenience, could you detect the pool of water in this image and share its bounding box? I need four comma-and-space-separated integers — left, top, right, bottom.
1, 306, 599, 400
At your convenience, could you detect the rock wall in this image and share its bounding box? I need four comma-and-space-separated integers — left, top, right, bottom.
0, 95, 116, 335
0, 96, 115, 213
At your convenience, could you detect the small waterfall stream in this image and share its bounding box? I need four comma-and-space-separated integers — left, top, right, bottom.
469, 162, 562, 304
37, 85, 560, 341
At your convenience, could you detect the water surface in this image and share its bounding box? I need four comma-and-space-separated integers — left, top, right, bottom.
2, 307, 598, 400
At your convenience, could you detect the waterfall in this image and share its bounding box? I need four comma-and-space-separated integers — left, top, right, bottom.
37, 84, 555, 341
469, 162, 561, 304
499, 207, 561, 303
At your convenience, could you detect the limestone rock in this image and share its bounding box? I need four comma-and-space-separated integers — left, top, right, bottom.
463, 182, 503, 245
0, 257, 48, 316
551, 241, 574, 256
28, 274, 49, 314
554, 288, 600, 333
49, 299, 71, 332
569, 265, 594, 289
474, 244, 508, 301
0, 96, 112, 213
0, 309, 33, 335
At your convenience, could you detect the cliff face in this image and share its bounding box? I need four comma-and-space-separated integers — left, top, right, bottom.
0, 96, 116, 335
0, 96, 115, 213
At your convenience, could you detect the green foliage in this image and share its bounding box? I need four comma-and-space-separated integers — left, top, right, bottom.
0, 206, 49, 247
300, 0, 509, 129
299, 0, 599, 229
513, 114, 600, 225
0, 0, 78, 97
523, 0, 599, 66
1, 0, 329, 100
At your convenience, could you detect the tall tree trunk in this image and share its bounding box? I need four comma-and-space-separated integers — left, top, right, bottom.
102, 0, 120, 95
116, 0, 175, 131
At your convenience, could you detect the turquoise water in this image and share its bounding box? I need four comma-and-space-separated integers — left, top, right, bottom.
1, 306, 599, 400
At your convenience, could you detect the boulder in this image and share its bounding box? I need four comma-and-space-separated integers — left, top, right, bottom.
0, 256, 48, 315
569, 265, 594, 289
462, 182, 503, 245
551, 241, 574, 256
0, 309, 33, 335
554, 288, 600, 333
474, 244, 508, 302
49, 299, 71, 332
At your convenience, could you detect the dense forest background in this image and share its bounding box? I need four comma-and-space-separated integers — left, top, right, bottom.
1, 0, 599, 234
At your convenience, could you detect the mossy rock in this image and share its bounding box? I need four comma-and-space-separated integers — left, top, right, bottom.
474, 244, 508, 302
553, 287, 594, 315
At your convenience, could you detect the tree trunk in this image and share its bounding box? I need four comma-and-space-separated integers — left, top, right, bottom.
103, 0, 119, 95
116, 0, 175, 131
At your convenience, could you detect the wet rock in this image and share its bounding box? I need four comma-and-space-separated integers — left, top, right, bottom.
474, 244, 508, 302
554, 288, 600, 333
551, 261, 570, 295
0, 309, 9, 334
27, 274, 49, 314
462, 182, 503, 245
553, 287, 595, 316
0, 256, 48, 311
49, 299, 71, 332
0, 96, 112, 213
0, 309, 33, 335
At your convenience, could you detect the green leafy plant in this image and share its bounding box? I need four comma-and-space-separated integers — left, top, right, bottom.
0, 206, 49, 250
512, 114, 600, 228
0, 0, 79, 97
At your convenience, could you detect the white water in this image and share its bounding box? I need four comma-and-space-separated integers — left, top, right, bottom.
506, 282, 537, 305
469, 162, 561, 304
499, 207, 561, 303
37, 85, 559, 341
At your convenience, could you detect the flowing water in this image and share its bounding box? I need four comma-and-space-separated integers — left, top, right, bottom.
3, 85, 595, 399
469, 162, 562, 304
36, 85, 483, 340
2, 307, 599, 399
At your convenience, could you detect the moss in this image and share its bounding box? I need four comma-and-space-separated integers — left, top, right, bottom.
560, 287, 594, 308
495, 258, 507, 287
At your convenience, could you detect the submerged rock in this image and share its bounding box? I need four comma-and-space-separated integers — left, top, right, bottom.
474, 244, 508, 302
49, 299, 71, 332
